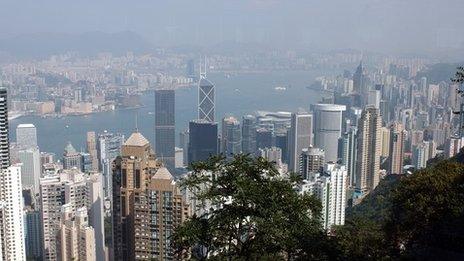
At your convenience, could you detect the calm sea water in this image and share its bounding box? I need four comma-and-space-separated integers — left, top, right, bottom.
10, 70, 329, 155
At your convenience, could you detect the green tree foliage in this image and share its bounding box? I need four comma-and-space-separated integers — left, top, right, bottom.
387, 160, 464, 257
172, 155, 334, 260
343, 159, 464, 259
332, 218, 393, 260
173, 151, 464, 260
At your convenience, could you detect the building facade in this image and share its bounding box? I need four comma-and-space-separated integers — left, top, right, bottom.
355, 107, 381, 194
313, 104, 346, 163
155, 89, 175, 171
288, 112, 313, 173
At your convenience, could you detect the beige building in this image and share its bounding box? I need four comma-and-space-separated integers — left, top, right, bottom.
112, 131, 189, 260
40, 170, 104, 260
355, 106, 382, 194
58, 206, 96, 261
389, 122, 406, 174
379, 127, 390, 158
86, 131, 99, 171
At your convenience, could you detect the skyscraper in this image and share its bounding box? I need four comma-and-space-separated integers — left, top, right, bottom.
256, 128, 273, 150
355, 106, 381, 194
97, 131, 124, 199
0, 164, 26, 260
134, 167, 189, 259
413, 142, 430, 169
86, 131, 98, 172
299, 163, 347, 229
62, 142, 82, 171
274, 131, 288, 164
221, 116, 242, 156
40, 170, 104, 260
113, 132, 188, 260
353, 61, 366, 94
0, 88, 9, 169
198, 74, 215, 122
379, 127, 391, 159
241, 115, 257, 154
112, 131, 159, 260
313, 104, 346, 163
155, 89, 175, 171
18, 147, 41, 194
188, 120, 218, 164
389, 122, 406, 175
57, 206, 96, 261
16, 123, 38, 149
179, 130, 189, 166
299, 147, 325, 180
339, 128, 357, 187
288, 112, 313, 173
25, 208, 43, 260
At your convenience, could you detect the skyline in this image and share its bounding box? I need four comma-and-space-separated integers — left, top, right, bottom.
0, 1, 463, 260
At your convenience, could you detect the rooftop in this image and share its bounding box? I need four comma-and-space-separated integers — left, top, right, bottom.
153, 167, 173, 180
124, 132, 149, 147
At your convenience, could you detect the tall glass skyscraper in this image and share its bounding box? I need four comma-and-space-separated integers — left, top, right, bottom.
241, 115, 257, 155
188, 120, 218, 164
155, 89, 175, 171
221, 116, 242, 157
198, 75, 215, 122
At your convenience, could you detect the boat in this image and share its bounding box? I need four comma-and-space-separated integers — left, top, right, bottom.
8, 112, 23, 121
274, 86, 287, 91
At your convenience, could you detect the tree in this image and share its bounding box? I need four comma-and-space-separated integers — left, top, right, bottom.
332, 218, 394, 261
386, 160, 464, 257
172, 155, 332, 260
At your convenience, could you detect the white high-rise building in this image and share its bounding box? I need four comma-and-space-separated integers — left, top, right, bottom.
97, 131, 124, 199
298, 163, 347, 229
313, 104, 346, 163
16, 124, 38, 149
413, 142, 430, 170
18, 147, 41, 194
287, 112, 313, 172
0, 164, 26, 260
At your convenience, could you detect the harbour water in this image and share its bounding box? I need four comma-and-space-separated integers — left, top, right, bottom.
10, 70, 330, 155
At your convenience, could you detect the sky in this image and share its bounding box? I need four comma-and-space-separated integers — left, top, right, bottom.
0, 0, 463, 55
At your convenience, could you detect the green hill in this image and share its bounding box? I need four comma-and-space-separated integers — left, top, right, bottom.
343, 153, 464, 260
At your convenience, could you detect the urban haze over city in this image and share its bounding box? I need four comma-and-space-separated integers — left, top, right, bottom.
0, 1, 463, 260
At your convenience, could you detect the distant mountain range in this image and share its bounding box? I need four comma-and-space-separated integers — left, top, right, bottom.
0, 31, 154, 59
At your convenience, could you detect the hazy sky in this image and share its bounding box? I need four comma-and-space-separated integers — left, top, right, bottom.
1, 0, 463, 54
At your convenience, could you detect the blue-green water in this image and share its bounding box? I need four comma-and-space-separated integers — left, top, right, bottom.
10, 70, 328, 155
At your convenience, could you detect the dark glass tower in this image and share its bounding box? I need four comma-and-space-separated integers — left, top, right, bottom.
188, 120, 218, 164
155, 89, 175, 171
242, 115, 257, 155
